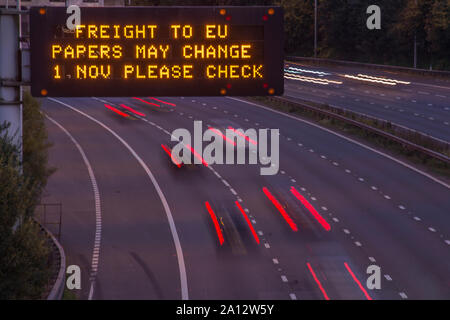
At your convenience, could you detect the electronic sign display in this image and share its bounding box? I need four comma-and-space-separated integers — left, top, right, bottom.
30, 6, 284, 97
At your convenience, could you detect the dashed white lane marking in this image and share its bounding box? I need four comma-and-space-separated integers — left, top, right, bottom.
272, 258, 279, 264
445, 240, 450, 245
343, 229, 350, 234
371, 186, 378, 190
291, 179, 296, 183
281, 275, 288, 282
428, 227, 436, 232
332, 162, 339, 166
345, 169, 351, 173
355, 241, 362, 247
50, 98, 189, 300
436, 94, 446, 98
321, 206, 328, 211
398, 205, 406, 210
258, 231, 264, 236
44, 113, 102, 301
414, 216, 422, 221
384, 275, 392, 281
264, 243, 270, 248
230, 188, 237, 196
358, 177, 365, 182
332, 218, 339, 223
399, 292, 408, 299
369, 257, 376, 263
289, 293, 297, 300
384, 195, 391, 200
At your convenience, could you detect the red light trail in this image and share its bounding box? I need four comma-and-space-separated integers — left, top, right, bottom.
262, 187, 298, 231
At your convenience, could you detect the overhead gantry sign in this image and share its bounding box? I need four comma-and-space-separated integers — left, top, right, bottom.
30, 6, 284, 97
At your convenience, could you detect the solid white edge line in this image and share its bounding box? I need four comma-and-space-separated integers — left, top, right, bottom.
48, 98, 189, 300
228, 97, 450, 189
44, 112, 102, 301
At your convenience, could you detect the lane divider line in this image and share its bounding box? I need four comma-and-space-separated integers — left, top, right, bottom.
44, 112, 102, 301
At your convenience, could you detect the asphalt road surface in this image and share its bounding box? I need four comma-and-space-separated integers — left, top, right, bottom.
40, 67, 450, 300
284, 61, 450, 142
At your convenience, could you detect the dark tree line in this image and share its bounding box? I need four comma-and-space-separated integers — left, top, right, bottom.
128, 0, 449, 70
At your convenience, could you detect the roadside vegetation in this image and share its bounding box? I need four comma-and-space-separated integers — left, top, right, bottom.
128, 0, 450, 71
0, 91, 55, 299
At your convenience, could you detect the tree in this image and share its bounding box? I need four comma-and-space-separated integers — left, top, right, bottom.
22, 92, 55, 216
425, 0, 450, 69
0, 92, 54, 299
276, 0, 314, 55
0, 129, 50, 299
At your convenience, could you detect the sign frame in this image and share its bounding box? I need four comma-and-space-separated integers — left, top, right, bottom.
30, 6, 284, 97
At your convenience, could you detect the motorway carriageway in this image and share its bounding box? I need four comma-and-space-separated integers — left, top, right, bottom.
284, 61, 450, 142
40, 85, 450, 300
